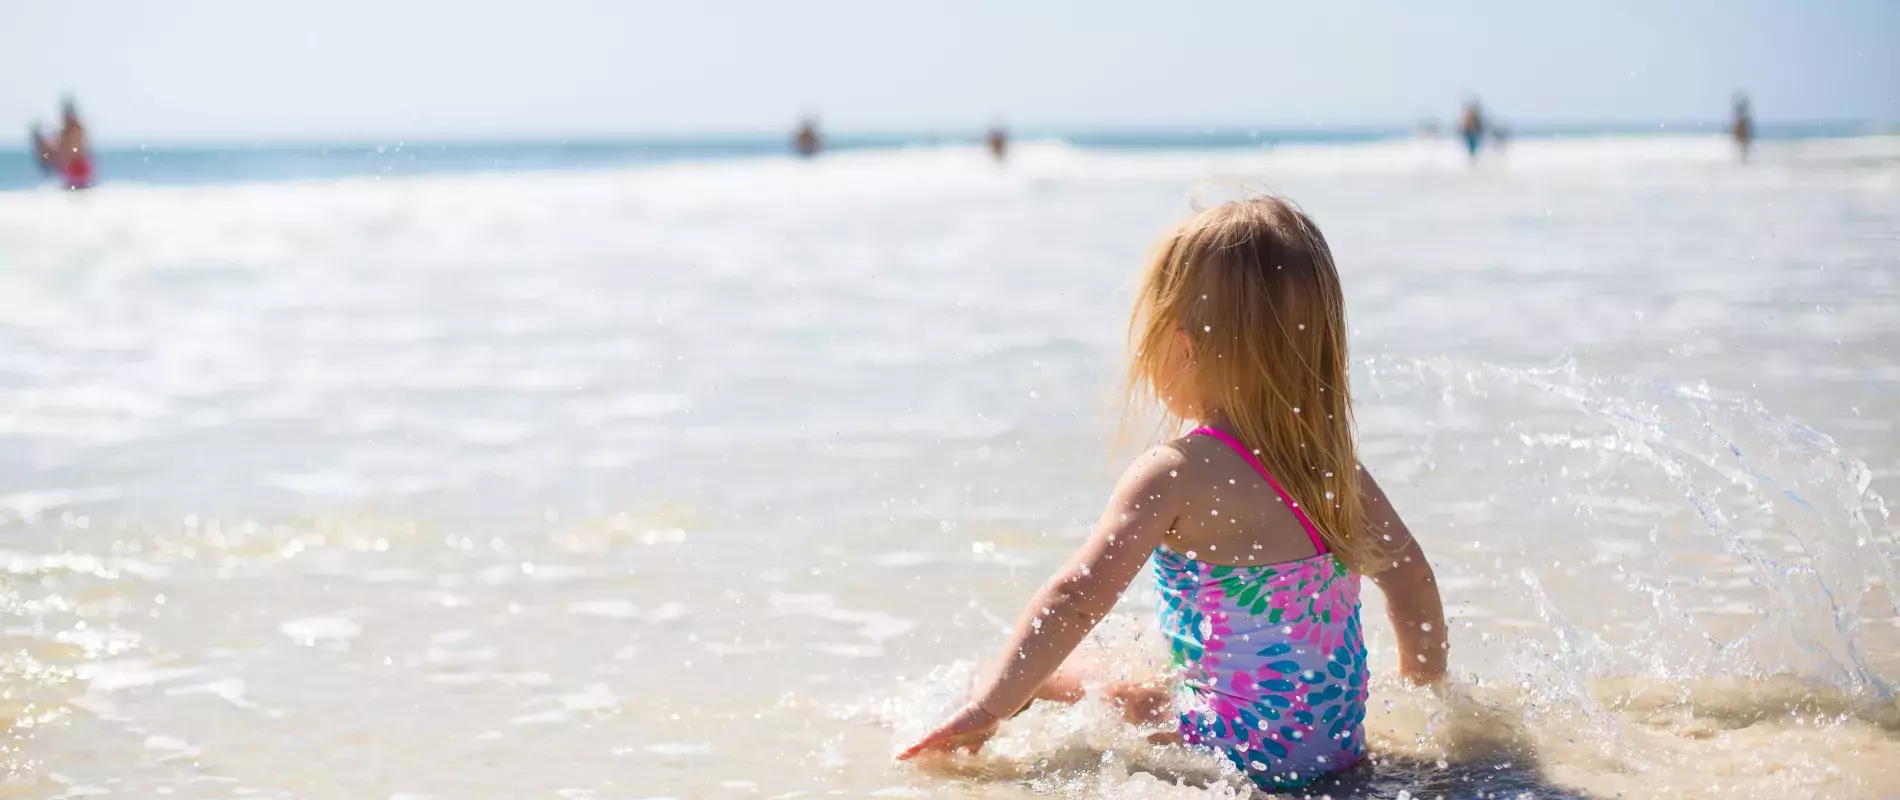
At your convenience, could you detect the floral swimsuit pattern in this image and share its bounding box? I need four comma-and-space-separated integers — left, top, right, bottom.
1152, 427, 1368, 790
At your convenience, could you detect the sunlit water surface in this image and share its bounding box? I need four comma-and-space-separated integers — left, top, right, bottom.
2, 135, 1898, 798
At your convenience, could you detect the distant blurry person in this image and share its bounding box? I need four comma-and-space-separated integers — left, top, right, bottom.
1731, 93, 1754, 162
986, 124, 1008, 162
1416, 116, 1441, 139
51, 97, 95, 190
794, 117, 822, 158
1457, 99, 1486, 161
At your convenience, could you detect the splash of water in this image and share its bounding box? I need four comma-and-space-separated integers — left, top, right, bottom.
878, 356, 1900, 798
1361, 355, 1897, 699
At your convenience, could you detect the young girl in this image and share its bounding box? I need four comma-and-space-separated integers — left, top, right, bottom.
897, 196, 1448, 791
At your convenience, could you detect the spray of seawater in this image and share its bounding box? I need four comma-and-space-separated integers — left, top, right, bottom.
876, 356, 1898, 798
1360, 356, 1900, 797
1363, 355, 1896, 693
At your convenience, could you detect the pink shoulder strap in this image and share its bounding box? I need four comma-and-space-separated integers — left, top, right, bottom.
1188, 426, 1330, 556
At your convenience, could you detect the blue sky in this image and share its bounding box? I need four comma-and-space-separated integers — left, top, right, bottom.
3, 0, 1895, 142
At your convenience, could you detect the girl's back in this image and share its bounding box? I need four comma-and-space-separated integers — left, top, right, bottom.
1153, 427, 1368, 788
1159, 429, 1333, 566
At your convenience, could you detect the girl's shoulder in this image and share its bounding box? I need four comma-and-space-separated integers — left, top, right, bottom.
1121, 434, 1233, 497
1158, 431, 1245, 475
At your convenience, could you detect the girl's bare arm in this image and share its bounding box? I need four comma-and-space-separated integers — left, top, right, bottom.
966, 445, 1189, 716
1361, 470, 1448, 684
897, 445, 1188, 759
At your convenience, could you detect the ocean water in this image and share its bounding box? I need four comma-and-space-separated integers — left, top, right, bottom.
0, 132, 1897, 799
1, 121, 1882, 191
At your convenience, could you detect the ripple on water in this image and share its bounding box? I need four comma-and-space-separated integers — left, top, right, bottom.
561, 599, 691, 625
278, 614, 363, 647
163, 677, 256, 709
767, 592, 916, 641
565, 599, 639, 619
509, 682, 620, 726
641, 742, 714, 756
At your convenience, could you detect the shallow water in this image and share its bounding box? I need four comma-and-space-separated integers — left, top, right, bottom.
1, 134, 1897, 798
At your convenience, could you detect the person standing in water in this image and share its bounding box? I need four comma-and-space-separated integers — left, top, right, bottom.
31, 98, 95, 190
793, 116, 822, 158
898, 196, 1448, 792
53, 97, 95, 189
1731, 93, 1754, 162
986, 124, 1008, 163
1457, 98, 1486, 162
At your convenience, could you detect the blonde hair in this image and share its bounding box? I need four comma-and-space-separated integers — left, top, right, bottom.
1126, 196, 1381, 573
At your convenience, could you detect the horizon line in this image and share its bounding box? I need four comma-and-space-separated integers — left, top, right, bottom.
12, 117, 1893, 150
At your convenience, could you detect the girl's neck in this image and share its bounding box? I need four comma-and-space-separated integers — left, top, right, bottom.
1192, 409, 1235, 435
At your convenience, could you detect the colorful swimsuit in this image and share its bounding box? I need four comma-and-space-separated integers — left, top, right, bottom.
1153, 427, 1368, 790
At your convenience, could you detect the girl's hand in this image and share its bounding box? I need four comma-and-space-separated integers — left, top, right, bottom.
894, 703, 1002, 760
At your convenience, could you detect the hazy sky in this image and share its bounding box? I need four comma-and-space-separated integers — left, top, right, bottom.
4, 0, 1895, 142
